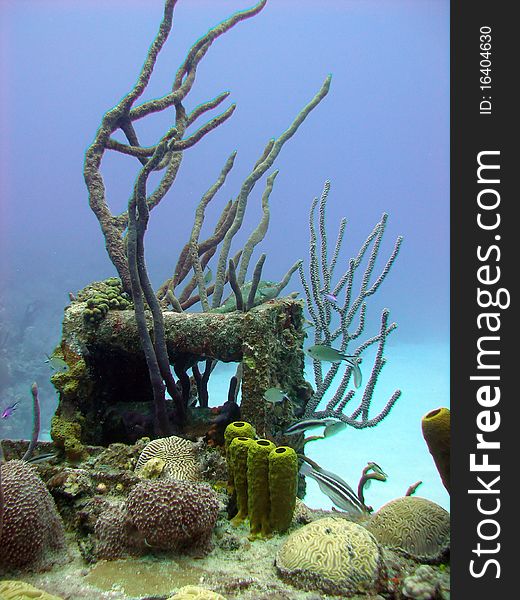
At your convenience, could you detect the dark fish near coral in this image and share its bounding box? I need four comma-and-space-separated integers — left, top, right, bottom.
299, 456, 367, 516
305, 344, 362, 388
1, 401, 19, 419
25, 452, 58, 464
283, 417, 344, 437
45, 354, 70, 373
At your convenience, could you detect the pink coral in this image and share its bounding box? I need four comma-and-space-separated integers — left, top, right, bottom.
0, 460, 66, 571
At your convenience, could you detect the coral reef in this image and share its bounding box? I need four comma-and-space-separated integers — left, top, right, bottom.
0, 460, 66, 572
421, 407, 450, 493
94, 479, 220, 559
134, 435, 200, 481
276, 516, 384, 596
402, 564, 450, 600
365, 496, 450, 562
168, 586, 227, 600
0, 580, 64, 600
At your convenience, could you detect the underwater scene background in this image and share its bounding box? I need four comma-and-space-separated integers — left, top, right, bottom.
1, 6, 449, 596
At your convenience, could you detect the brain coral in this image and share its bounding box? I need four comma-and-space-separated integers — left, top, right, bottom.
0, 580, 62, 600
135, 436, 200, 481
168, 586, 227, 600
275, 516, 384, 596
0, 580, 64, 600
125, 479, 220, 554
364, 496, 450, 562
0, 460, 66, 571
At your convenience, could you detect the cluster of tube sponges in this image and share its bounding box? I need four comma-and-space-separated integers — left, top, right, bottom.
224, 421, 298, 539
80, 278, 132, 325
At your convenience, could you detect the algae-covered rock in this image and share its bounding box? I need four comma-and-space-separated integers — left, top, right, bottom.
50, 414, 87, 462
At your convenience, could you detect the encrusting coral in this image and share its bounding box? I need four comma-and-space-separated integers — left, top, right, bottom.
421, 407, 450, 493
276, 516, 384, 596
0, 460, 66, 572
365, 496, 450, 562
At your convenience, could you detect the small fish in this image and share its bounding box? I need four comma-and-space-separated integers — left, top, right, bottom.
25, 452, 58, 464
320, 290, 338, 303
283, 417, 342, 436
366, 461, 387, 479
306, 345, 362, 388
300, 456, 367, 515
204, 268, 213, 285
1, 401, 19, 419
45, 354, 70, 373
263, 387, 287, 404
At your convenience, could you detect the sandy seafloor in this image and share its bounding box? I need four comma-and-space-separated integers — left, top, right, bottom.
3, 341, 449, 599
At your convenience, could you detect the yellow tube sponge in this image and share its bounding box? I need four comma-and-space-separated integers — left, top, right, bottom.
268, 446, 298, 532
247, 439, 276, 538
421, 407, 450, 493
224, 421, 256, 454
229, 436, 255, 525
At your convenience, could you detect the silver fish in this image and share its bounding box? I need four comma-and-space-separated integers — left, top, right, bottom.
284, 417, 341, 436
299, 457, 367, 515
305, 345, 362, 388
45, 354, 69, 373
263, 387, 287, 404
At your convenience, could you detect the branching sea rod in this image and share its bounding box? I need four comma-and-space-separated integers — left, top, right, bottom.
84, 0, 331, 433
299, 181, 403, 429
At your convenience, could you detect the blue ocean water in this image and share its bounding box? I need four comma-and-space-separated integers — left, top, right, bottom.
1, 0, 449, 512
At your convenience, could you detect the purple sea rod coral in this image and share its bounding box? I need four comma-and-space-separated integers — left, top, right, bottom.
0, 460, 66, 571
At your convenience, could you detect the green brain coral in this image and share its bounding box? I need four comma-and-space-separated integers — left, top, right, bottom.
365, 496, 450, 562
276, 516, 384, 596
